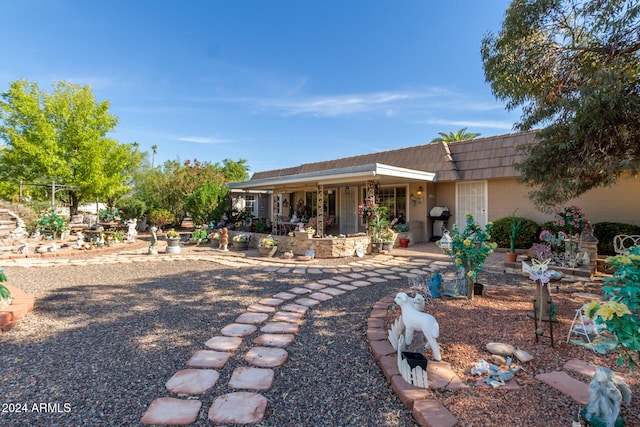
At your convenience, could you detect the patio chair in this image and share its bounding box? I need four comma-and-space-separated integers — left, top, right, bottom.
613, 234, 640, 254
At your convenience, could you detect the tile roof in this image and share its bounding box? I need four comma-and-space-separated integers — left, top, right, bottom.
250, 131, 538, 182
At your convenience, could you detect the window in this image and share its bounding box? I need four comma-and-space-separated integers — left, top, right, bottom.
245, 195, 256, 216
360, 185, 407, 224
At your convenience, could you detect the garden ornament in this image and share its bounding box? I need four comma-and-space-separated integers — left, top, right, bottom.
75, 232, 84, 249
16, 242, 28, 254
483, 357, 524, 388
410, 293, 426, 312
126, 218, 137, 243
148, 226, 158, 255
427, 269, 443, 298
582, 366, 631, 427
219, 227, 229, 251
394, 292, 441, 361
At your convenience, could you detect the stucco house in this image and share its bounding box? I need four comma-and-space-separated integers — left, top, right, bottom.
229, 130, 640, 243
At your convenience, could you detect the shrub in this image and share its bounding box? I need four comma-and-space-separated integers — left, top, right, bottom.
148, 209, 176, 229
117, 197, 147, 220
490, 216, 539, 249
593, 222, 640, 255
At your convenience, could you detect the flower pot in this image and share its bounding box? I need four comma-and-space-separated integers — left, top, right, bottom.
506, 252, 518, 262
474, 283, 484, 296
166, 237, 181, 254
381, 242, 393, 252
232, 240, 249, 251
210, 238, 220, 248
399, 238, 410, 248
258, 246, 277, 257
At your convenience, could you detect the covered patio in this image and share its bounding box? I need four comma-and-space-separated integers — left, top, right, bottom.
228, 162, 437, 240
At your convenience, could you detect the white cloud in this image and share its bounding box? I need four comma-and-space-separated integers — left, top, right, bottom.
423, 118, 516, 131
177, 136, 231, 144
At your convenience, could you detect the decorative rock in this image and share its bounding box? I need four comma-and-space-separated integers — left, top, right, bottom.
141, 397, 202, 425
165, 369, 219, 394
485, 342, 515, 357
513, 348, 534, 363
489, 354, 507, 366
208, 392, 267, 424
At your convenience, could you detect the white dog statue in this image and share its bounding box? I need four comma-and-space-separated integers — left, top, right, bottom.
394, 292, 441, 361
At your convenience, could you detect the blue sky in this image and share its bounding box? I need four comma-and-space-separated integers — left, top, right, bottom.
0, 0, 519, 176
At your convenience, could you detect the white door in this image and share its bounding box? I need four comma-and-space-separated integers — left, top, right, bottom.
339, 187, 358, 234
456, 181, 488, 227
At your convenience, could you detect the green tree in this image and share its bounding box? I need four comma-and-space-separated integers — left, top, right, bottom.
0, 80, 141, 215
430, 127, 481, 143
481, 0, 640, 209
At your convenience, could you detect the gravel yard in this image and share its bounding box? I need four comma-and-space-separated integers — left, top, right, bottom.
1, 250, 639, 427
1, 257, 417, 427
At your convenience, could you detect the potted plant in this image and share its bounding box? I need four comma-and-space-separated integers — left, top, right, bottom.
507, 210, 523, 262
189, 227, 209, 245
232, 233, 250, 250
377, 227, 397, 252
37, 210, 68, 240
396, 223, 410, 247
442, 213, 497, 299
258, 235, 278, 257
208, 230, 221, 247
166, 229, 181, 254
0, 268, 11, 308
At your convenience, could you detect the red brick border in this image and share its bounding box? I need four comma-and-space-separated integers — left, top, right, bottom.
0, 284, 36, 333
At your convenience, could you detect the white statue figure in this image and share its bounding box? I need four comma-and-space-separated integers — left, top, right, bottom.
126, 218, 137, 243
148, 226, 158, 255
583, 366, 631, 427
394, 292, 441, 361
16, 242, 28, 254
75, 231, 84, 248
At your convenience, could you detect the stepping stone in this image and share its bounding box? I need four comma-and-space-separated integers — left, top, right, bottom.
427, 361, 467, 390
563, 359, 625, 382
272, 292, 296, 300
235, 312, 269, 324
204, 336, 243, 351
318, 279, 341, 285
261, 322, 299, 334
305, 283, 327, 290
228, 367, 274, 390
166, 369, 220, 394
384, 275, 402, 280
351, 280, 372, 287
186, 350, 230, 369
412, 399, 458, 427
321, 287, 346, 296
208, 392, 267, 424
307, 268, 323, 274
332, 276, 353, 282
247, 303, 277, 313
362, 271, 381, 276
535, 371, 590, 405
347, 273, 366, 279
309, 292, 333, 301
221, 323, 258, 337
245, 346, 288, 367
281, 303, 309, 314
288, 287, 312, 295
368, 277, 388, 283
337, 284, 357, 291
295, 297, 320, 307
271, 311, 304, 323
253, 333, 295, 347
141, 397, 202, 425
258, 297, 285, 307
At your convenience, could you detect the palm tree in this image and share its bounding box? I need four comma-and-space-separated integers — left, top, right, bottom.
151, 144, 158, 168
430, 127, 481, 143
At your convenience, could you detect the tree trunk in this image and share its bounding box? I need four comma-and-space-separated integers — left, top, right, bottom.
69, 192, 80, 217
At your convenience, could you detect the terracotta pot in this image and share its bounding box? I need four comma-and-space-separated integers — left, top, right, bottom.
506, 252, 518, 262
399, 238, 410, 248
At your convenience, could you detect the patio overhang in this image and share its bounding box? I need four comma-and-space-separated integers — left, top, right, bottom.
228, 163, 437, 191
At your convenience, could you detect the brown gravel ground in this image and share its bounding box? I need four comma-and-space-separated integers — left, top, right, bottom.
387, 272, 640, 427
0, 247, 638, 427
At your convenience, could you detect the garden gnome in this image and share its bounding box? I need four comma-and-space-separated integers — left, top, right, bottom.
148, 226, 158, 255
428, 265, 443, 298
219, 227, 229, 251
